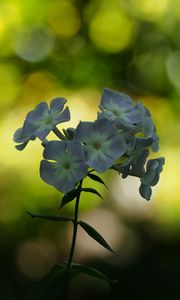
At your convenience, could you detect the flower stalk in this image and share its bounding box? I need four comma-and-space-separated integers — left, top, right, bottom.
53, 126, 66, 140
67, 180, 83, 269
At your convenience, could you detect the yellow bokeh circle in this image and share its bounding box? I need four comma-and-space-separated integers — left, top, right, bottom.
89, 8, 135, 53
47, 0, 81, 38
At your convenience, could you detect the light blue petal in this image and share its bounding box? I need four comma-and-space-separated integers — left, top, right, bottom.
23, 120, 37, 137
50, 97, 66, 112
40, 160, 75, 193
66, 141, 86, 162
54, 106, 70, 124
74, 121, 95, 143
26, 102, 49, 122
102, 134, 126, 159
43, 141, 67, 161
101, 88, 134, 111
85, 147, 114, 172
34, 126, 52, 140
13, 127, 27, 143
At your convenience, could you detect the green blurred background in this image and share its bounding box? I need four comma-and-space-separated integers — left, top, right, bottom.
0, 0, 180, 299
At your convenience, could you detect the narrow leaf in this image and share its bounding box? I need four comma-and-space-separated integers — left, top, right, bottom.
88, 173, 109, 189
81, 188, 103, 199
26, 211, 73, 222
70, 263, 114, 283
26, 265, 68, 300
79, 220, 114, 253
60, 189, 78, 208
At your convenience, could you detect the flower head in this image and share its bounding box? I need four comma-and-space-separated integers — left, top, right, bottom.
98, 88, 142, 127
13, 97, 70, 150
74, 119, 126, 172
40, 141, 88, 193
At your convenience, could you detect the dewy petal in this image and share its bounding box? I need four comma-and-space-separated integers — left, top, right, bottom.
50, 97, 67, 112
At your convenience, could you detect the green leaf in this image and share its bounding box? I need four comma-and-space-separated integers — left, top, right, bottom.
88, 173, 109, 189
70, 263, 114, 283
60, 188, 78, 208
26, 265, 68, 300
79, 220, 114, 253
81, 188, 103, 199
26, 211, 73, 222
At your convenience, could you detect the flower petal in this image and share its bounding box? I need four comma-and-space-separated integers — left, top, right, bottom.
15, 141, 29, 151
43, 141, 67, 161
26, 102, 49, 122
54, 106, 70, 124
102, 134, 126, 159
66, 141, 86, 162
85, 147, 114, 172
101, 88, 134, 111
13, 126, 36, 150
13, 127, 27, 143
50, 97, 67, 112
40, 160, 75, 193
74, 121, 95, 143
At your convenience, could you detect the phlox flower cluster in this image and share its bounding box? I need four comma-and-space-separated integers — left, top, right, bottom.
14, 88, 165, 200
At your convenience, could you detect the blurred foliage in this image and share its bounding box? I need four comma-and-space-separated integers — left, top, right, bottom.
0, 0, 180, 299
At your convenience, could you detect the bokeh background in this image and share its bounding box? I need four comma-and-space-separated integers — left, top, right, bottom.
0, 0, 180, 299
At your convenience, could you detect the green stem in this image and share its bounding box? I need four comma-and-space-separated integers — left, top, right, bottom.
67, 180, 83, 269
53, 127, 66, 140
